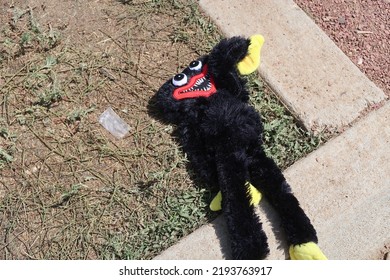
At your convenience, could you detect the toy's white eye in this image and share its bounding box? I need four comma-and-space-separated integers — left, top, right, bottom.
172, 73, 188, 87
189, 60, 202, 71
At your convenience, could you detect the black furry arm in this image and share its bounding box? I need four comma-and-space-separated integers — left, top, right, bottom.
207, 37, 250, 100
208, 36, 250, 75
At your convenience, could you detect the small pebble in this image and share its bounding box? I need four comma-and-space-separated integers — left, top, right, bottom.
338, 16, 346, 24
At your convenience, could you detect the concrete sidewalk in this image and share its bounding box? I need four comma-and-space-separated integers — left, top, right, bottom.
155, 0, 390, 260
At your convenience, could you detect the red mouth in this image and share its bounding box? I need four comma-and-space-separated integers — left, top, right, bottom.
173, 65, 217, 100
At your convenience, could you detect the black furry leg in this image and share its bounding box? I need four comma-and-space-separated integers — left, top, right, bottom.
216, 148, 269, 260
248, 146, 318, 245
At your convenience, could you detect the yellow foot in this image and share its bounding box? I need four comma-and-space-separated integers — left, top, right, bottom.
289, 242, 328, 260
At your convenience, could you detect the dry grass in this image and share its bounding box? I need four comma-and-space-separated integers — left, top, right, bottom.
0, 0, 328, 260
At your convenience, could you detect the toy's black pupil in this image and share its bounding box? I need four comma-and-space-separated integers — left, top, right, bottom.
174, 74, 184, 81
190, 61, 199, 68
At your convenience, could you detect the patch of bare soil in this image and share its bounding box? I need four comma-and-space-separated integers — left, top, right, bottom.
294, 0, 390, 97
0, 0, 221, 259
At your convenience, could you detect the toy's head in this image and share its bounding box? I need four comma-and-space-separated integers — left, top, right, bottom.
171, 57, 217, 101
154, 55, 213, 123
154, 35, 264, 124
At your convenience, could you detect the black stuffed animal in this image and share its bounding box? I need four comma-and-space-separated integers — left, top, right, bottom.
154, 35, 326, 260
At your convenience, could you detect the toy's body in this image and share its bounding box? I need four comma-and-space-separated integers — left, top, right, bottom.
154, 36, 326, 260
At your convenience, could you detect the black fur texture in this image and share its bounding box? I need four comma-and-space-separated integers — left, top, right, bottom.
154, 36, 318, 259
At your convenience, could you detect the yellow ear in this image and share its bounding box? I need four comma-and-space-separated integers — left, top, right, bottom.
237, 34, 265, 75
289, 242, 328, 260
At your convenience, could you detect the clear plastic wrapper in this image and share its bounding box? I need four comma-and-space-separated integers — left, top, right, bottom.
98, 107, 130, 139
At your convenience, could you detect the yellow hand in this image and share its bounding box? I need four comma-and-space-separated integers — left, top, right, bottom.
237, 34, 265, 75
209, 182, 262, 211
289, 242, 328, 260
247, 182, 262, 206
209, 191, 222, 211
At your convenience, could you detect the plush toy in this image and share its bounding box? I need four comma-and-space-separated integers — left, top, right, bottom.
154, 34, 327, 260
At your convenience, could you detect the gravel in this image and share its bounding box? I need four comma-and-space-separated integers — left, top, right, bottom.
294, 0, 390, 97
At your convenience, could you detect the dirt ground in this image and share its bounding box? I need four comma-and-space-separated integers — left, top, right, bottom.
294, 0, 390, 97
0, 0, 224, 259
